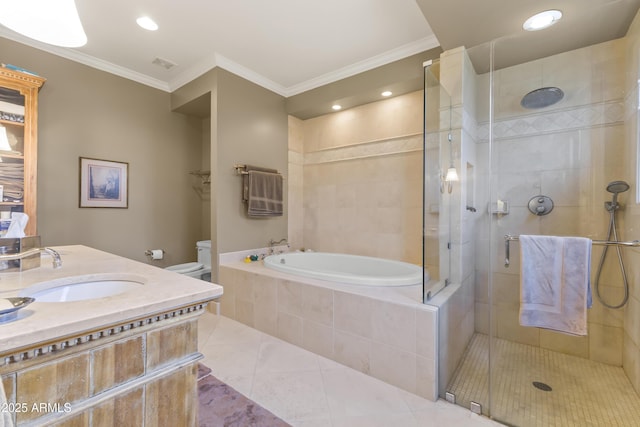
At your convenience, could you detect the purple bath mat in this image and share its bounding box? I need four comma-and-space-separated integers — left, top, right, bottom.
198, 364, 291, 427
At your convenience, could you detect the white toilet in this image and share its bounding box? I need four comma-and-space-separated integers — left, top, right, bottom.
165, 240, 211, 281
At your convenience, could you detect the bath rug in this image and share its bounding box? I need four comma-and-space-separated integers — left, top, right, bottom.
198, 364, 291, 427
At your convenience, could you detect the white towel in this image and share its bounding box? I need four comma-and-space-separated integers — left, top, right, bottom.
519, 235, 592, 336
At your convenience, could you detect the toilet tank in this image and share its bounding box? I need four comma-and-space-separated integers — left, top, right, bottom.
196, 240, 212, 267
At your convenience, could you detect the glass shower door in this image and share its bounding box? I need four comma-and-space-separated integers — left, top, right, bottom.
423, 60, 452, 303
487, 23, 640, 426
423, 55, 493, 415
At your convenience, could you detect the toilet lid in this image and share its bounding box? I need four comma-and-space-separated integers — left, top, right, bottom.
165, 262, 204, 274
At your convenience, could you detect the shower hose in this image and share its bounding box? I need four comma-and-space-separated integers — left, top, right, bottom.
594, 207, 629, 309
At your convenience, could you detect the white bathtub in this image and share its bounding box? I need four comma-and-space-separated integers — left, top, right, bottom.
263, 252, 424, 286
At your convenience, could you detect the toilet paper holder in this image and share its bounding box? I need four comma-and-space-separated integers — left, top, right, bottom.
145, 249, 164, 260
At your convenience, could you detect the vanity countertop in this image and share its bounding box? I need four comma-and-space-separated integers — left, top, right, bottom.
0, 245, 222, 354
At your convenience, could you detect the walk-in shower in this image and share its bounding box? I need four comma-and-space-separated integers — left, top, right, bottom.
425, 13, 640, 425
595, 180, 630, 309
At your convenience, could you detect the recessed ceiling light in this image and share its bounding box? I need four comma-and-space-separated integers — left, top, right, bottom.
136, 16, 158, 31
332, 104, 342, 111
381, 91, 393, 97
523, 10, 562, 31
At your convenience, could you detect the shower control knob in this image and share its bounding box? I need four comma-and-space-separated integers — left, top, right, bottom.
528, 195, 554, 216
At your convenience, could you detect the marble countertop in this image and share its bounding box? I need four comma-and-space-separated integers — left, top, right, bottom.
0, 245, 223, 354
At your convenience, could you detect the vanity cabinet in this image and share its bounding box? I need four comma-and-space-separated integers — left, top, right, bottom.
0, 245, 222, 426
0, 67, 45, 236
0, 302, 204, 426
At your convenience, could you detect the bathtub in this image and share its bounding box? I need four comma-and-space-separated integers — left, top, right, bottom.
263, 252, 424, 286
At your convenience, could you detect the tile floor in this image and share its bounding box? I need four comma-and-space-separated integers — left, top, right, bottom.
198, 311, 503, 427
448, 333, 640, 427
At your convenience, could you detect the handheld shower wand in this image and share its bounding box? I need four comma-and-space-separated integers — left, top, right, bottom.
594, 180, 630, 309
605, 180, 630, 211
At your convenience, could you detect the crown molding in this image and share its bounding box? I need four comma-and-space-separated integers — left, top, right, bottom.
0, 28, 170, 91
168, 53, 289, 96
282, 35, 440, 96
1, 29, 439, 97
165, 54, 217, 93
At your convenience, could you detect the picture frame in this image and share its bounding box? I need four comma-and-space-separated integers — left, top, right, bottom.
79, 157, 129, 208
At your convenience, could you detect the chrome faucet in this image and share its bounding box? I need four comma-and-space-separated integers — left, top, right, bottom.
268, 238, 289, 255
269, 238, 288, 246
0, 247, 62, 269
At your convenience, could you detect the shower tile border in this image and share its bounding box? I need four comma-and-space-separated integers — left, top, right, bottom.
478, 99, 626, 142
304, 133, 422, 165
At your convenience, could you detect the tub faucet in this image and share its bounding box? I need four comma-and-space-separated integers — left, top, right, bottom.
0, 247, 62, 269
268, 238, 289, 255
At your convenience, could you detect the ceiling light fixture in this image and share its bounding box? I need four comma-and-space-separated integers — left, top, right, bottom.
523, 10, 562, 31
381, 91, 392, 97
136, 16, 158, 31
0, 0, 87, 47
332, 104, 342, 111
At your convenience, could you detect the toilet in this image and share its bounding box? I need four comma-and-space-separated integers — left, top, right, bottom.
165, 240, 211, 281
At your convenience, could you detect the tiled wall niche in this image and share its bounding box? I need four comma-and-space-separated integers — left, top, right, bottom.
218, 263, 439, 401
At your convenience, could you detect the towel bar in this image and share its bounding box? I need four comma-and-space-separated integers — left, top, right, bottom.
233, 164, 282, 176
504, 234, 640, 267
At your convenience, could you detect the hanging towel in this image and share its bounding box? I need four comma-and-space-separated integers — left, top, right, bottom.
519, 235, 592, 336
246, 170, 283, 217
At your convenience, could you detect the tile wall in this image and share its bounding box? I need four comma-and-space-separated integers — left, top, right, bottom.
435, 47, 480, 395
287, 115, 304, 251
284, 15, 640, 397
289, 91, 424, 264
218, 263, 439, 401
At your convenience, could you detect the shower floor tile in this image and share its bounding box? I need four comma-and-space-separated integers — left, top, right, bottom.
447, 333, 640, 426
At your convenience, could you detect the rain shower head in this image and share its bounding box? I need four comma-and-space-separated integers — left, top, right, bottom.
607, 180, 630, 194
520, 87, 564, 109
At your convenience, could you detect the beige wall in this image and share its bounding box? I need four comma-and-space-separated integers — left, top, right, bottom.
1, 38, 206, 266
2, 37, 292, 277
214, 69, 288, 254
172, 68, 288, 278
297, 91, 423, 263
200, 118, 212, 239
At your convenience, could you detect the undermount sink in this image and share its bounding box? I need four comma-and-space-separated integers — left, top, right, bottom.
20, 274, 146, 303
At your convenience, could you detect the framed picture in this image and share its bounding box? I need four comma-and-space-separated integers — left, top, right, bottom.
79, 157, 129, 208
